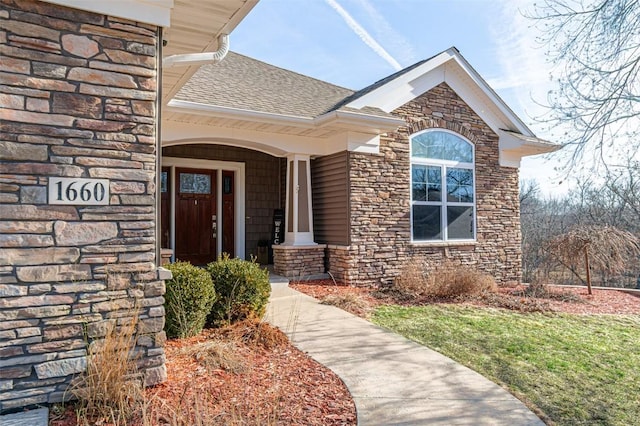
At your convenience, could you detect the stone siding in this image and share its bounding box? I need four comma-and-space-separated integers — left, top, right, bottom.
332, 83, 522, 286
273, 245, 326, 279
0, 0, 165, 411
325, 246, 359, 285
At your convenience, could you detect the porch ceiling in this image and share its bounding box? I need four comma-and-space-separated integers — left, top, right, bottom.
162, 0, 258, 105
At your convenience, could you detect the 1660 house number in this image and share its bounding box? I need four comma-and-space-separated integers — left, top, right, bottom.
48, 177, 110, 205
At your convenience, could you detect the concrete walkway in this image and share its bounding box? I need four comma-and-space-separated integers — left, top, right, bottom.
265, 280, 544, 426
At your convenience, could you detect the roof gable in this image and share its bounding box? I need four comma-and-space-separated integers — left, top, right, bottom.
345, 47, 534, 137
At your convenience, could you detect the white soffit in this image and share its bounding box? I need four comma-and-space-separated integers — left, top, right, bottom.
43, 0, 174, 26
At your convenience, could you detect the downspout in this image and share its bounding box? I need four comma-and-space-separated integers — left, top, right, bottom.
162, 33, 230, 68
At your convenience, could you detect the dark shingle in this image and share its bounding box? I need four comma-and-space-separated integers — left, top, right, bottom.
175, 52, 355, 118
174, 51, 396, 120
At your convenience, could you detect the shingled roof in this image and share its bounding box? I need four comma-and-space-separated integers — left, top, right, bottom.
173, 51, 396, 120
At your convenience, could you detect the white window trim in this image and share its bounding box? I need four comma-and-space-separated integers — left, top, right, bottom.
409, 129, 477, 244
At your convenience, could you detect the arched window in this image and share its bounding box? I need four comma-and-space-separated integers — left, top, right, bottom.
410, 130, 475, 241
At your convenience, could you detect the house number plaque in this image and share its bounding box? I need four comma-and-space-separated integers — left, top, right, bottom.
48, 177, 110, 205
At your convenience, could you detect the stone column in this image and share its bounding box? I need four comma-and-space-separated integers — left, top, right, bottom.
273, 154, 326, 278
0, 0, 166, 411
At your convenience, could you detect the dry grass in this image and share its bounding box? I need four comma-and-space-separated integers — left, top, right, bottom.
474, 291, 553, 313
392, 258, 429, 298
218, 317, 289, 350
70, 314, 144, 425
517, 280, 584, 303
143, 390, 223, 426
321, 293, 372, 317
427, 261, 497, 298
178, 339, 247, 374
392, 259, 497, 300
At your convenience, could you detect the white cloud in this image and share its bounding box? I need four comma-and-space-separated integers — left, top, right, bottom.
324, 0, 403, 71
488, 0, 555, 113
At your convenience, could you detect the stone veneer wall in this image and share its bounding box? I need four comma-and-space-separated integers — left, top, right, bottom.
325, 246, 359, 285
0, 0, 165, 411
273, 245, 326, 279
339, 83, 522, 286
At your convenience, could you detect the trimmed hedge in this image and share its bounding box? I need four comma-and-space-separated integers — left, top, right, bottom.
207, 255, 270, 326
164, 261, 217, 338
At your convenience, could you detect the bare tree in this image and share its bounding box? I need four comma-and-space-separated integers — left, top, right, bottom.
545, 225, 640, 293
531, 0, 640, 165
520, 181, 576, 282
520, 168, 640, 287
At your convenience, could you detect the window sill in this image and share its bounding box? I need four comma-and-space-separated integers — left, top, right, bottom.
409, 240, 477, 248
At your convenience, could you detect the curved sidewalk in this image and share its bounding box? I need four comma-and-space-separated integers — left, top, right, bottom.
265, 281, 544, 426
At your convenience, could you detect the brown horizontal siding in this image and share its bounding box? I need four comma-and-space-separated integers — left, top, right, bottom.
311, 151, 350, 246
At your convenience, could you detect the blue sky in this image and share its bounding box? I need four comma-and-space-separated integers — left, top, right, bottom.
231, 0, 567, 195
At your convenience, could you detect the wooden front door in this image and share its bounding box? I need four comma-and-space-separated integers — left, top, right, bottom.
175, 168, 217, 265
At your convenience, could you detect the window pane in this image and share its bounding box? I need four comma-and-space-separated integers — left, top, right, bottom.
427, 167, 441, 201
412, 131, 473, 163
412, 205, 441, 240
179, 173, 211, 194
160, 171, 168, 193
412, 164, 441, 201
412, 164, 426, 183
446, 168, 474, 202
412, 183, 427, 201
447, 206, 474, 239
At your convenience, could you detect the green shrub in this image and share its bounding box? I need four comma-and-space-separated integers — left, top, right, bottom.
207, 254, 270, 326
165, 261, 217, 338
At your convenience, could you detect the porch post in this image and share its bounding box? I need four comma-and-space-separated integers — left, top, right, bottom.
283, 154, 316, 246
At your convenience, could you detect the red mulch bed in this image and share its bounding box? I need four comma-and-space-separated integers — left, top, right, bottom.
291, 280, 640, 315
49, 323, 356, 426
47, 281, 640, 425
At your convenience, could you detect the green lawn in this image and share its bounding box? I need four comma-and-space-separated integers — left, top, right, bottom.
371, 305, 640, 425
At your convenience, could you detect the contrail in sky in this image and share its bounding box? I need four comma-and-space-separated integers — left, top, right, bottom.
324, 0, 403, 71
356, 0, 417, 64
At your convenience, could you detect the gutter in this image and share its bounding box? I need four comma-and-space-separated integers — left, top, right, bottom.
163, 33, 230, 68
166, 100, 404, 133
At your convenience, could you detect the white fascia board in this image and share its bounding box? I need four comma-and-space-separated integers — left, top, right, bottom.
166, 100, 315, 128
323, 131, 381, 154
450, 54, 533, 136
42, 0, 173, 27
498, 130, 562, 155
347, 49, 455, 111
347, 132, 381, 153
346, 47, 535, 137
443, 69, 508, 134
167, 99, 404, 134
498, 130, 562, 168
314, 110, 404, 133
